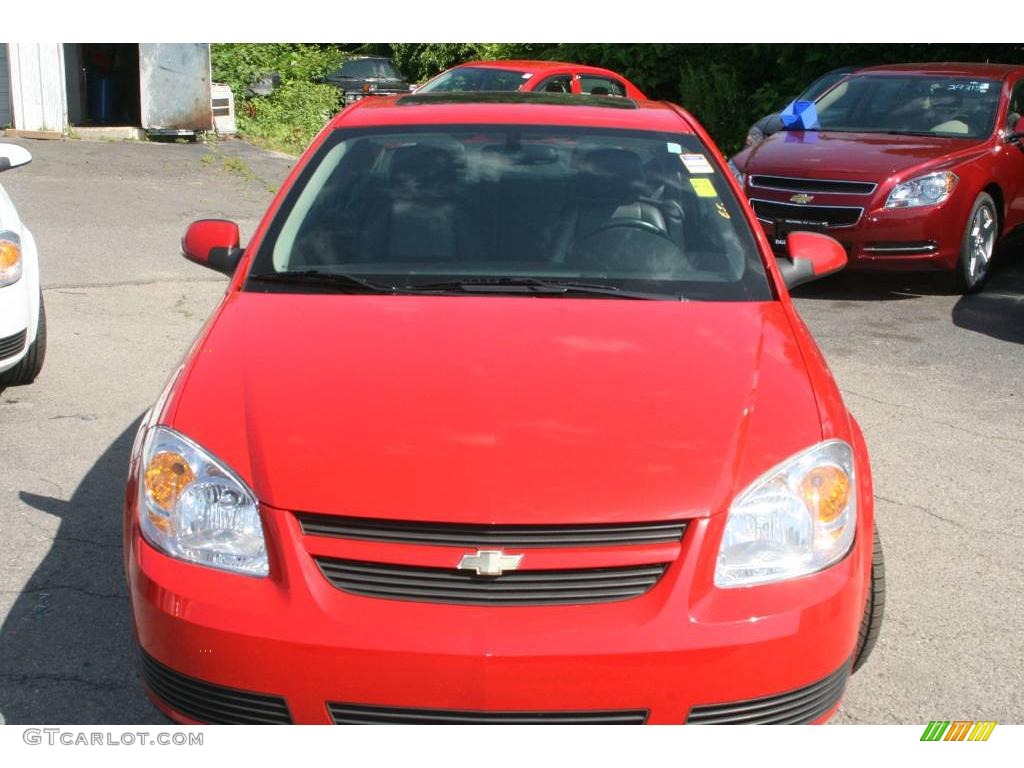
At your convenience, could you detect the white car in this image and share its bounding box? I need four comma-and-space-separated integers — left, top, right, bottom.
0, 143, 45, 387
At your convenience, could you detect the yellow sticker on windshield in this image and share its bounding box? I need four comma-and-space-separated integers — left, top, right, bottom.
690, 178, 717, 198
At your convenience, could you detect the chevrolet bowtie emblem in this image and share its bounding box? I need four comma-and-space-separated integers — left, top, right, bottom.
790, 193, 815, 204
457, 550, 524, 577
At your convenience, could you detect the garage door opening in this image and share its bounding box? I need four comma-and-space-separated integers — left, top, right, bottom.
64, 44, 141, 127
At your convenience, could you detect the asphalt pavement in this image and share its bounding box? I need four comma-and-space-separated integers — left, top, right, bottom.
0, 136, 1020, 724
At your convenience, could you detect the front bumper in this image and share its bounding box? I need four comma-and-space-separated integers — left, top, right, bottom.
0, 281, 30, 372
752, 194, 965, 272
126, 501, 869, 724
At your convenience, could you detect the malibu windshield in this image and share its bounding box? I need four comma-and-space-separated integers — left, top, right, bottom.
805, 74, 1001, 139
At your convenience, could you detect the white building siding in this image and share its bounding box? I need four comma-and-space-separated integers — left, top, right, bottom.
0, 45, 11, 127
8, 43, 68, 132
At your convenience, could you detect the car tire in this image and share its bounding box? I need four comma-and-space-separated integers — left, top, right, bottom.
954, 192, 998, 294
852, 524, 885, 673
0, 291, 47, 387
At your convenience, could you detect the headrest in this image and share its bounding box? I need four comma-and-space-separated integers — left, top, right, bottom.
574, 148, 645, 203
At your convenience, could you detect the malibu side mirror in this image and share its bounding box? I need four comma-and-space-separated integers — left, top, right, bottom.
777, 230, 847, 289
182, 219, 243, 276
0, 143, 32, 172
1006, 116, 1024, 143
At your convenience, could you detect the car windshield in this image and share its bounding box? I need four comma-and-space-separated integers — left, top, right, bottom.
418, 67, 531, 93
803, 74, 1001, 139
247, 125, 771, 301
339, 59, 402, 80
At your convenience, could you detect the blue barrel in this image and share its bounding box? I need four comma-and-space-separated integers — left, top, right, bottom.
88, 75, 114, 124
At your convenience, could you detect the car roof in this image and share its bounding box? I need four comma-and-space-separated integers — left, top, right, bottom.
856, 62, 1024, 80
332, 92, 694, 133
454, 60, 622, 76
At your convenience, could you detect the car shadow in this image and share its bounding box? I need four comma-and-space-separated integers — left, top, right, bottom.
952, 252, 1024, 345
0, 416, 161, 723
789, 269, 947, 302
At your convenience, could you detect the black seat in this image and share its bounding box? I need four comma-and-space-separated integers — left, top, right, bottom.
356, 144, 478, 264
547, 148, 667, 265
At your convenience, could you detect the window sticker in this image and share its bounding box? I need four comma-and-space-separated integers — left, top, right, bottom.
666, 142, 683, 154
689, 178, 717, 198
681, 154, 714, 174
715, 201, 731, 219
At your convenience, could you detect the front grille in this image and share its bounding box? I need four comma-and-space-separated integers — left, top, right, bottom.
139, 650, 292, 724
750, 199, 863, 228
0, 329, 26, 360
328, 702, 648, 724
315, 557, 668, 605
750, 175, 877, 195
298, 513, 687, 548
686, 662, 850, 724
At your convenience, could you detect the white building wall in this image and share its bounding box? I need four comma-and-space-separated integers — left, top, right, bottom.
0, 45, 12, 128
8, 43, 68, 133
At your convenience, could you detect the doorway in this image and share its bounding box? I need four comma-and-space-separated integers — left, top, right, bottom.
64, 44, 141, 126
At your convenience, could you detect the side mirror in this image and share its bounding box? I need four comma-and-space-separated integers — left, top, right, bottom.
0, 143, 32, 172
182, 219, 243, 276
777, 231, 847, 289
1006, 116, 1024, 142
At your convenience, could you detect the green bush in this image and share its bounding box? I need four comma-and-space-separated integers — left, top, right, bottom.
236, 81, 341, 155
212, 44, 347, 155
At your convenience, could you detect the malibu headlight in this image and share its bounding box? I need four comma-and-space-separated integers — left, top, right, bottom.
139, 426, 268, 576
885, 171, 958, 209
0, 232, 22, 288
715, 440, 856, 588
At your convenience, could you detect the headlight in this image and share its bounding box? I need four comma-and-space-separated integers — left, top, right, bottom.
0, 232, 22, 288
885, 171, 958, 209
715, 440, 856, 588
727, 159, 747, 187
745, 126, 765, 148
139, 426, 268, 576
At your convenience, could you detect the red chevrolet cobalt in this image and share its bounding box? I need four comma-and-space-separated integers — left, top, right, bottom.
124, 92, 883, 724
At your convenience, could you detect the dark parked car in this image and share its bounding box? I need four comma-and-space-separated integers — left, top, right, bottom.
745, 66, 859, 148
324, 56, 411, 105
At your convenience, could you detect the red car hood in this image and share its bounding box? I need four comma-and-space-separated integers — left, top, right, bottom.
739, 130, 987, 180
168, 294, 823, 524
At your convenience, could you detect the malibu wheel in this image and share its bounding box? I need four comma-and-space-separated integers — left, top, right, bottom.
955, 193, 997, 294
852, 525, 885, 673
0, 292, 47, 387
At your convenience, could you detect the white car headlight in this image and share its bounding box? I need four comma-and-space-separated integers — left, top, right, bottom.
885, 171, 958, 209
0, 232, 22, 288
715, 440, 856, 588
727, 159, 747, 187
139, 426, 268, 576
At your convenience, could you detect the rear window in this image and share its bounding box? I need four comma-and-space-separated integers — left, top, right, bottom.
248, 125, 771, 301
339, 59, 402, 80
418, 67, 531, 93
579, 75, 627, 97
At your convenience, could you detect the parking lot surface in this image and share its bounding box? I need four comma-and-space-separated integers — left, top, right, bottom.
0, 138, 1020, 724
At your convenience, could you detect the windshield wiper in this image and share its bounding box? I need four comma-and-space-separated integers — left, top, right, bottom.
247, 270, 397, 293
405, 277, 674, 300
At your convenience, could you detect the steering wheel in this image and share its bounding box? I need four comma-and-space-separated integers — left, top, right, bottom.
580, 218, 676, 242
567, 218, 687, 272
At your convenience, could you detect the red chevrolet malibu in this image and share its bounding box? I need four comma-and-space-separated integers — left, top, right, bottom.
731, 63, 1024, 292
124, 91, 883, 724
